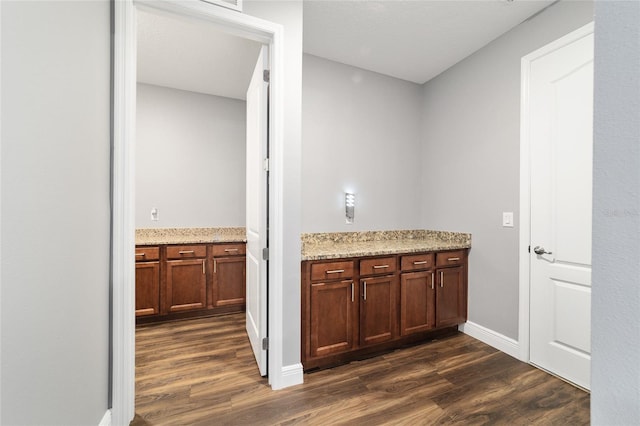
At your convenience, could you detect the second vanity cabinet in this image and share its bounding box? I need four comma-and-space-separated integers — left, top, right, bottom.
302, 248, 468, 371
135, 242, 246, 323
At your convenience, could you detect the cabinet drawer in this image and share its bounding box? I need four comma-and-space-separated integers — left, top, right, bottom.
211, 243, 246, 257
436, 250, 466, 267
401, 253, 435, 271
166, 245, 207, 259
310, 260, 354, 281
360, 256, 397, 276
135, 246, 159, 262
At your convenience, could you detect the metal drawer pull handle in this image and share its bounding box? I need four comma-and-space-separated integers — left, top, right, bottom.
135, 253, 145, 257
447, 257, 460, 261
440, 271, 444, 288
413, 260, 428, 265
214, 260, 217, 273
351, 282, 354, 302
373, 265, 389, 269
325, 269, 345, 274
179, 250, 195, 254
202, 260, 205, 274
224, 248, 239, 252
363, 281, 367, 301
431, 272, 435, 290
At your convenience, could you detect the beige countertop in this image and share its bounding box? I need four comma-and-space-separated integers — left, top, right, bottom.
136, 227, 246, 246
301, 230, 471, 261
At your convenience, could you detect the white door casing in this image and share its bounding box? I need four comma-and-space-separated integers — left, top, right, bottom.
520, 23, 594, 390
112, 1, 289, 424
246, 45, 269, 376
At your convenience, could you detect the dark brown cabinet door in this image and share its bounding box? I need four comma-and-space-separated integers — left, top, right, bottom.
400, 271, 435, 336
165, 259, 207, 313
360, 275, 398, 346
135, 261, 160, 317
310, 280, 355, 358
213, 257, 246, 307
436, 266, 466, 328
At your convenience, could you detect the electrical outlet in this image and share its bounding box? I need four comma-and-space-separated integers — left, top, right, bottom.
503, 212, 514, 227
151, 208, 159, 221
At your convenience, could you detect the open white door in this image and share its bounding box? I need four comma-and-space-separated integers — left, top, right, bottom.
528, 26, 594, 390
246, 45, 269, 376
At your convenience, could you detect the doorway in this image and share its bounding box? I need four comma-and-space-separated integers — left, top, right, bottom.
135, 0, 263, 389
112, 1, 287, 424
519, 22, 594, 390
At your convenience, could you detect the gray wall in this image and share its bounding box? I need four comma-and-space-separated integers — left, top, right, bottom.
136, 83, 246, 229
0, 1, 111, 424
419, 1, 594, 339
302, 54, 423, 233
243, 0, 303, 369
592, 1, 640, 423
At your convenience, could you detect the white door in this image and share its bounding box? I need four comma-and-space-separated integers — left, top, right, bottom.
246, 46, 269, 376
528, 26, 594, 390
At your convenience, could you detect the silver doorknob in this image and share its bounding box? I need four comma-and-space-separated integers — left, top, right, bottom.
533, 246, 552, 255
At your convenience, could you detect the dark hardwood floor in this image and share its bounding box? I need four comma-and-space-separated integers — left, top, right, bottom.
133, 313, 589, 425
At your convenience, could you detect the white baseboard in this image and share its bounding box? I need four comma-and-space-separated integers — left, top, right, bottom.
98, 409, 112, 426
459, 321, 520, 360
278, 363, 304, 388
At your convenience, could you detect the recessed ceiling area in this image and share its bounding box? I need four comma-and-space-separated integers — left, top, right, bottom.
137, 1, 555, 98
303, 0, 555, 84
136, 9, 262, 100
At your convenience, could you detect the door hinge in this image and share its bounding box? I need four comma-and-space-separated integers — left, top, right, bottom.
262, 337, 269, 350
262, 247, 269, 260
263, 157, 269, 172
263, 70, 270, 83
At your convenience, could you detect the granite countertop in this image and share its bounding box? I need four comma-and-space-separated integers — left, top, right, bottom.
301, 230, 471, 261
136, 227, 246, 246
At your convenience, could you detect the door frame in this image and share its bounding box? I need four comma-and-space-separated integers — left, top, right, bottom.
112, 1, 285, 424
518, 21, 595, 363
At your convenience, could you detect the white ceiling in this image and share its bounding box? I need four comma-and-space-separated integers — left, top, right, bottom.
303, 0, 554, 84
136, 9, 262, 100
137, 1, 555, 99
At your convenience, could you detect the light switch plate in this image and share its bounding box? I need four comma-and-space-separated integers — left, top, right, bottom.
151, 208, 159, 221
503, 212, 514, 227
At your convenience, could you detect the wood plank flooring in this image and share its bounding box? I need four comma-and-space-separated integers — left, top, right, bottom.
133, 314, 589, 425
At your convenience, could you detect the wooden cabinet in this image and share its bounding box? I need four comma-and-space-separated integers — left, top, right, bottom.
305, 260, 356, 359
302, 248, 468, 370
135, 246, 160, 317
310, 279, 356, 358
165, 245, 207, 313
400, 253, 436, 336
435, 251, 467, 327
212, 244, 246, 307
359, 256, 398, 346
135, 242, 246, 323
400, 270, 435, 336
360, 274, 398, 345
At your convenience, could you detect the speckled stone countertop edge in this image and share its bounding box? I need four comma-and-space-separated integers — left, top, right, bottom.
301, 230, 471, 261
301, 243, 471, 261
136, 227, 246, 246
